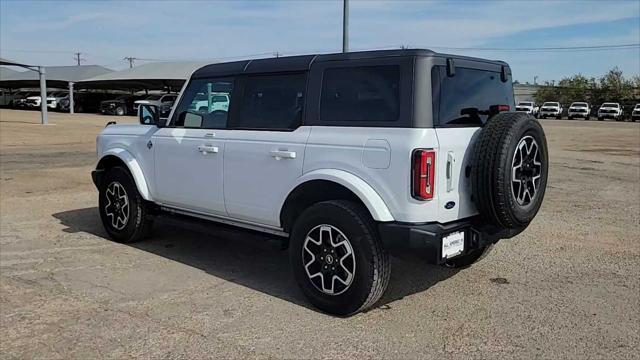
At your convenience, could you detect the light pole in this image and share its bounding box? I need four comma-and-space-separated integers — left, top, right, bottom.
342, 0, 349, 53
38, 66, 48, 125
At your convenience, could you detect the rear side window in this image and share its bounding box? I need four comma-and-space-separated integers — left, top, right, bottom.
233, 73, 306, 130
432, 66, 514, 127
320, 66, 399, 122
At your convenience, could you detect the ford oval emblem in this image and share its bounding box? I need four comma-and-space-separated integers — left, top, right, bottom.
445, 201, 456, 209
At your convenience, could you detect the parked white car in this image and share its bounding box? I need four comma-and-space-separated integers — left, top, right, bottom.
515, 101, 538, 116
46, 92, 68, 109
189, 92, 230, 113
25, 91, 67, 109
92, 50, 548, 316
632, 104, 640, 122
597, 102, 623, 121
538, 102, 563, 119
133, 94, 178, 118
567, 102, 590, 120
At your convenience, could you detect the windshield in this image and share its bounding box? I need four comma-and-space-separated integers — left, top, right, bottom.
571, 102, 587, 107
518, 102, 533, 106
543, 102, 559, 107
635, 104, 640, 109
602, 103, 618, 108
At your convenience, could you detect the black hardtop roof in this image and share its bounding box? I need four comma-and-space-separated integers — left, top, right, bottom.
191, 49, 509, 78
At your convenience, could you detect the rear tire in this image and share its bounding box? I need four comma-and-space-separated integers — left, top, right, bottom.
98, 166, 153, 243
472, 112, 548, 230
289, 200, 390, 316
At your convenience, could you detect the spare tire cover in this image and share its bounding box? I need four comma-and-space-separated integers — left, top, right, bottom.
471, 112, 548, 229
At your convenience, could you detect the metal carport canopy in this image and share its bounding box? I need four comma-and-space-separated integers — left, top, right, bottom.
0, 57, 52, 124
0, 64, 112, 89
77, 61, 211, 91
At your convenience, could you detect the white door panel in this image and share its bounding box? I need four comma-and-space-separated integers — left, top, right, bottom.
222, 127, 310, 226
152, 127, 226, 215
433, 127, 480, 222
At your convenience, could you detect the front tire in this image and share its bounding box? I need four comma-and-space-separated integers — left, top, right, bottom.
289, 200, 390, 316
115, 106, 125, 116
98, 166, 153, 243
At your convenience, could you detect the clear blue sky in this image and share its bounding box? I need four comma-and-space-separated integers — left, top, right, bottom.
1, 0, 638, 83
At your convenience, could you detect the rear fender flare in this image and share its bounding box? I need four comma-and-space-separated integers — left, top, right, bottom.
285, 169, 394, 222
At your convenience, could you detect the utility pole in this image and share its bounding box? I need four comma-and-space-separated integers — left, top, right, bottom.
342, 0, 349, 53
73, 52, 85, 66
124, 57, 136, 68
534, 75, 538, 85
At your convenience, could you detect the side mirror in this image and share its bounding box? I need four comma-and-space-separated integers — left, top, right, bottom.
138, 104, 162, 126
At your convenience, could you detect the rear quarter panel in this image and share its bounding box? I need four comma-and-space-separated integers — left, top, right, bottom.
304, 126, 459, 223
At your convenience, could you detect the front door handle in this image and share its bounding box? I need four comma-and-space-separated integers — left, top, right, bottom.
197, 145, 219, 154
270, 150, 296, 160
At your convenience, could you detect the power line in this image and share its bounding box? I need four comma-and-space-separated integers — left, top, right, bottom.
424, 43, 640, 52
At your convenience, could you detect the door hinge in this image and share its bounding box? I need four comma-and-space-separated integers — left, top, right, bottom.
147, 140, 153, 149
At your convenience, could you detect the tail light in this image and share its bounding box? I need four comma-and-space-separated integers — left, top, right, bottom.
489, 104, 510, 114
412, 149, 436, 200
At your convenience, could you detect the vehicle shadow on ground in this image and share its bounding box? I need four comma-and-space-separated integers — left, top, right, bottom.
52, 207, 459, 314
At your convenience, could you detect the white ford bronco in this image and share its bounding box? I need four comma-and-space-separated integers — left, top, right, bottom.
92, 49, 548, 315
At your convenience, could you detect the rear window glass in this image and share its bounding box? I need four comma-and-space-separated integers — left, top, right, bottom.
320, 65, 400, 122
432, 66, 513, 126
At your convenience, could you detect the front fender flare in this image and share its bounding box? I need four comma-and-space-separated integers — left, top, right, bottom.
99, 148, 153, 201
287, 169, 394, 222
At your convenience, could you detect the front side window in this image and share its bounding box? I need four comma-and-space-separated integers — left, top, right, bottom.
433, 66, 514, 126
233, 73, 306, 130
171, 78, 234, 129
320, 65, 400, 122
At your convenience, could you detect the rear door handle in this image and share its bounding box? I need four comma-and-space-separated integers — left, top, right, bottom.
197, 145, 219, 154
270, 150, 296, 160
446, 151, 454, 192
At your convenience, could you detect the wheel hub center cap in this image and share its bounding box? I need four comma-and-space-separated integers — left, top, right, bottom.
325, 254, 334, 264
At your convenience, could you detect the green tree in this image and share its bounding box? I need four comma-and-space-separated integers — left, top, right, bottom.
533, 67, 639, 107
556, 74, 590, 104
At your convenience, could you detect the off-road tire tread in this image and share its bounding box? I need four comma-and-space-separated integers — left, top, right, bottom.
100, 166, 153, 243
291, 200, 390, 316
472, 112, 546, 229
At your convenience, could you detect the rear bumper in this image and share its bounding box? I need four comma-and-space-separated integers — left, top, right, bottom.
378, 218, 524, 264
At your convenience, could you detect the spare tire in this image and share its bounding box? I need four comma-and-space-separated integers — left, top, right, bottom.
471, 112, 548, 229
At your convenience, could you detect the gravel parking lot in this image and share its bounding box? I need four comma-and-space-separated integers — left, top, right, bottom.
1, 109, 638, 359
